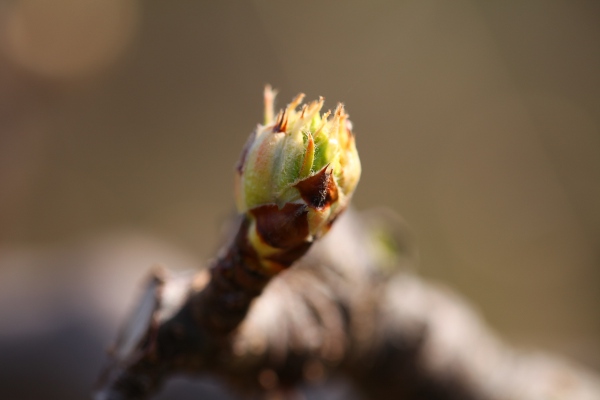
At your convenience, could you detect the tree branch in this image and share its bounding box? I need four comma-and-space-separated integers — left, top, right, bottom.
95, 88, 599, 399
95, 210, 600, 400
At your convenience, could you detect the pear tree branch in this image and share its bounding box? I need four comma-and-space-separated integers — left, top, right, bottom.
95, 89, 600, 399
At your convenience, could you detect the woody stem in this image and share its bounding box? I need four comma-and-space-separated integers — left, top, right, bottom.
192, 209, 315, 336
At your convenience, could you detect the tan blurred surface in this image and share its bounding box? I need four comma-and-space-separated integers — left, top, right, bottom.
0, 0, 598, 373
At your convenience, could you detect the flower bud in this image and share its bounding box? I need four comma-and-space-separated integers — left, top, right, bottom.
235, 86, 361, 273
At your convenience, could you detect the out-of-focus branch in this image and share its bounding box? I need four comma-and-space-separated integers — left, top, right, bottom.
95, 210, 600, 400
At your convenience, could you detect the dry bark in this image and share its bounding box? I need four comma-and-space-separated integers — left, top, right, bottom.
95, 210, 600, 400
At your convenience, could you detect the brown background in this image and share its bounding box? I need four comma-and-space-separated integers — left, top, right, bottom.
1, 0, 599, 387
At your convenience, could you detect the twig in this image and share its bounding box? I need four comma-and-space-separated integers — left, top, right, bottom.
94, 88, 600, 399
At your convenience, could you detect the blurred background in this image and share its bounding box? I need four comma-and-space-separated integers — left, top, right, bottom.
0, 0, 599, 399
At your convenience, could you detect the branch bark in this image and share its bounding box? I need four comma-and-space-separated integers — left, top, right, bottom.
95, 210, 600, 400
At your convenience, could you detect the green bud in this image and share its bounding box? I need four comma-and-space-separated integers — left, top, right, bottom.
235, 86, 361, 272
